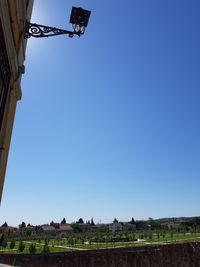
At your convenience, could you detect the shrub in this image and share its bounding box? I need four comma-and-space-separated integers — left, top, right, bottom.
18, 241, 25, 252
10, 240, 15, 249
29, 243, 36, 253
2, 240, 7, 248
0, 234, 5, 246
42, 244, 50, 253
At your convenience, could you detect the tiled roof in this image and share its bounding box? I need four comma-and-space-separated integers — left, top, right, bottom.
59, 224, 73, 231
41, 225, 56, 231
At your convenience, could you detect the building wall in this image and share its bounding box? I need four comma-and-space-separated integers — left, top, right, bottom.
0, 243, 199, 267
109, 222, 123, 232
0, 0, 34, 202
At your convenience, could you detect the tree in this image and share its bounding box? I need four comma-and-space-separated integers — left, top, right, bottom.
42, 244, 50, 253
132, 233, 136, 241
1, 222, 8, 228
71, 223, 82, 233
162, 232, 166, 240
170, 231, 174, 239
25, 228, 32, 237
42, 240, 50, 254
131, 218, 135, 224
61, 218, 66, 224
50, 221, 54, 226
91, 218, 95, 226
78, 218, 84, 224
0, 234, 5, 246
10, 240, 15, 249
20, 222, 26, 228
68, 237, 74, 247
157, 232, 160, 240
18, 241, 25, 252
148, 232, 153, 240
29, 243, 36, 253
2, 240, 7, 248
149, 220, 162, 231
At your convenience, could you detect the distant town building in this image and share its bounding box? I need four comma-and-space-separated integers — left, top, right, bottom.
160, 221, 182, 229
109, 219, 123, 232
37, 225, 57, 236
0, 225, 16, 235
78, 223, 95, 233
123, 223, 136, 231
36, 224, 73, 236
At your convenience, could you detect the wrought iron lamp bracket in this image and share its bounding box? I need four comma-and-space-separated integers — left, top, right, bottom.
24, 21, 84, 39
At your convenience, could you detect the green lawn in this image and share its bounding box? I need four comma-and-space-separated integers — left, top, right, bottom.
0, 232, 200, 254
0, 241, 71, 254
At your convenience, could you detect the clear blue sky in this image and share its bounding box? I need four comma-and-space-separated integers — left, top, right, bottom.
1, 0, 200, 226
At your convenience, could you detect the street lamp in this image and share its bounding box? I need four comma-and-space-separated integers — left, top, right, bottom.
25, 6, 91, 39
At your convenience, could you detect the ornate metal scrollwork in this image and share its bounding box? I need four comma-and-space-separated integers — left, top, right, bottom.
25, 22, 82, 39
